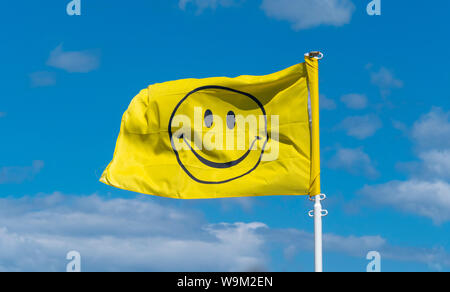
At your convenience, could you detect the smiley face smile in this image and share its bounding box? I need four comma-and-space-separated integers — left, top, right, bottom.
179, 134, 263, 169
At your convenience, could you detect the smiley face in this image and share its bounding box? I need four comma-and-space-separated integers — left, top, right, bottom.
168, 86, 268, 184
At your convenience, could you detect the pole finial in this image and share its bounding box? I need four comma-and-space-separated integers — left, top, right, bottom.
305, 51, 324, 60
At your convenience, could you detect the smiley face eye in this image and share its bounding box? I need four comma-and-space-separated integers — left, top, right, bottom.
227, 111, 236, 129
204, 109, 213, 128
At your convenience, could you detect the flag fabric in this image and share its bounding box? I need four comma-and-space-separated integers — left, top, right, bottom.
100, 56, 321, 199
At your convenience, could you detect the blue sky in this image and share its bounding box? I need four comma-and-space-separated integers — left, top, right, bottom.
0, 0, 449, 272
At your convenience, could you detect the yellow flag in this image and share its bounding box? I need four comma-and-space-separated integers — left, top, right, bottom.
100, 56, 321, 199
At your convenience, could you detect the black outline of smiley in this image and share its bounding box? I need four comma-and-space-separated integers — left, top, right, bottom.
168, 85, 268, 184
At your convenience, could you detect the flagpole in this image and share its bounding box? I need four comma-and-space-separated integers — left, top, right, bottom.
309, 194, 327, 272
305, 51, 327, 272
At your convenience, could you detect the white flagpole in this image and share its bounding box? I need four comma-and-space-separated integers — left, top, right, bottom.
309, 194, 327, 272
305, 51, 327, 272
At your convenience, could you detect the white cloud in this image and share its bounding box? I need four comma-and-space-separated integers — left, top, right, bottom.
0, 193, 267, 272
179, 0, 355, 30
329, 148, 378, 178
360, 180, 450, 225
261, 0, 355, 30
419, 150, 450, 180
0, 161, 44, 184
324, 233, 386, 256
0, 193, 448, 271
46, 44, 100, 73
392, 120, 408, 133
337, 114, 382, 139
359, 108, 450, 224
340, 94, 368, 110
370, 67, 403, 97
398, 150, 450, 181
29, 71, 56, 87
411, 107, 450, 151
267, 228, 450, 270
220, 197, 255, 212
320, 94, 337, 110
